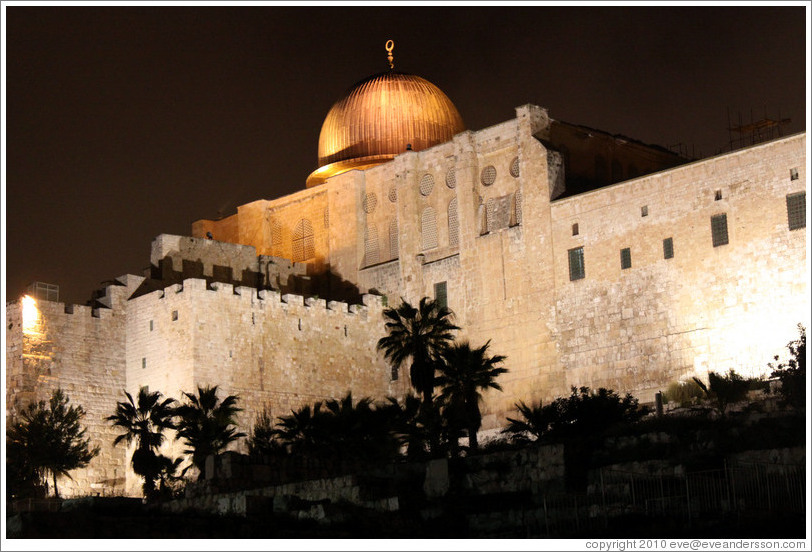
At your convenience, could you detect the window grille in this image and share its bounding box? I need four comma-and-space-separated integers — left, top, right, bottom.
514, 191, 523, 225
292, 219, 315, 261
389, 219, 399, 259
364, 226, 379, 266
434, 281, 448, 310
568, 247, 585, 281
510, 157, 520, 178
421, 207, 438, 250
446, 167, 456, 189
271, 220, 283, 255
786, 192, 805, 230
620, 248, 632, 270
486, 198, 496, 233
663, 237, 674, 259
419, 174, 435, 196
711, 214, 729, 247
481, 165, 496, 186
363, 193, 377, 214
448, 198, 459, 247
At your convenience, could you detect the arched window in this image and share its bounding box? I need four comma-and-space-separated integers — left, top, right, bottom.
448, 198, 459, 247
364, 226, 379, 266
421, 207, 438, 250
389, 219, 399, 260
270, 219, 283, 256
292, 219, 314, 262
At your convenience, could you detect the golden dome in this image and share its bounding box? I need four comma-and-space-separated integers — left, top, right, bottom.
306, 70, 466, 188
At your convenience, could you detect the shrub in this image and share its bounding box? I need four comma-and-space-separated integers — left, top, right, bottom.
693, 370, 753, 417
662, 380, 705, 407
769, 324, 806, 410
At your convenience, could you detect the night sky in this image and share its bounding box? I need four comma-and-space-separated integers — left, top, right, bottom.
4, 4, 808, 305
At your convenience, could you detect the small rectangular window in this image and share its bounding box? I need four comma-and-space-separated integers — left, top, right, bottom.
572, 223, 579, 236
568, 247, 585, 281
641, 205, 648, 217
391, 366, 399, 381
787, 192, 806, 230
620, 248, 632, 270
172, 310, 179, 321
790, 168, 799, 181
715, 190, 723, 201
434, 281, 448, 309
663, 238, 674, 259
149, 320, 153, 331
142, 357, 146, 369
711, 214, 729, 247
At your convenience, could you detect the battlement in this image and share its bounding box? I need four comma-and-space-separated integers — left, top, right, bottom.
135, 277, 384, 318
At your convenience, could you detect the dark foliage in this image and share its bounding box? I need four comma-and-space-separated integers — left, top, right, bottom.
247, 406, 287, 458
6, 389, 99, 498
693, 369, 753, 417
175, 385, 246, 480
769, 324, 806, 410
107, 386, 176, 500
436, 340, 508, 451
377, 297, 459, 405
273, 392, 401, 463
504, 386, 649, 444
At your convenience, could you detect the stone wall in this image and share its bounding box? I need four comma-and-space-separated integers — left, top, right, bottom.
189, 104, 806, 428
550, 134, 808, 402
5, 280, 138, 497
124, 278, 410, 492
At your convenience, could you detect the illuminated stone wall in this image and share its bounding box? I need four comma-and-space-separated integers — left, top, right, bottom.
189, 105, 806, 428
550, 135, 807, 402
6, 103, 806, 498
5, 281, 138, 497
124, 278, 408, 493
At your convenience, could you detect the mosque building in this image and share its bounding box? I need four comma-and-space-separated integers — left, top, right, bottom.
6, 42, 807, 496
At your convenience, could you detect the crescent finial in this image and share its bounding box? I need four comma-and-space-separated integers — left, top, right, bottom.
385, 40, 394, 69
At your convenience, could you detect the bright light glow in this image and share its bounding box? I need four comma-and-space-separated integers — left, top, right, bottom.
21, 295, 41, 335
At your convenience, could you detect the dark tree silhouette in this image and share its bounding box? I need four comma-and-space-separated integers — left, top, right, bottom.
693, 370, 752, 417
273, 401, 325, 454
174, 385, 245, 480
381, 393, 436, 460
107, 387, 176, 500
377, 297, 459, 405
247, 406, 287, 458
7, 389, 99, 498
273, 393, 400, 463
770, 324, 806, 410
505, 386, 648, 443
436, 340, 508, 451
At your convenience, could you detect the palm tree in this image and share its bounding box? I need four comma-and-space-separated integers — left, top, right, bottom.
273, 401, 326, 454
377, 297, 459, 405
436, 340, 508, 451
503, 399, 557, 444
107, 387, 176, 500
174, 385, 245, 480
